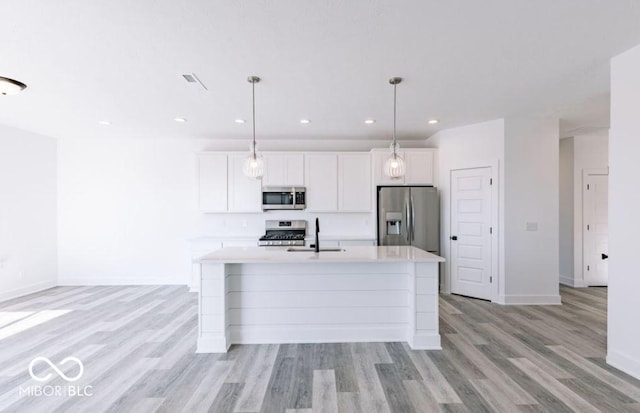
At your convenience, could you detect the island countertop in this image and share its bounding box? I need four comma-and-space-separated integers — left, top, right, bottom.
196, 245, 444, 264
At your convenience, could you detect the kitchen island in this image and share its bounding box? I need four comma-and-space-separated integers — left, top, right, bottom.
195, 246, 444, 353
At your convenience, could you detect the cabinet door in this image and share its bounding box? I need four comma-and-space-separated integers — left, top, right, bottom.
262, 153, 304, 186
339, 153, 372, 212
305, 154, 338, 212
373, 150, 406, 185
228, 155, 262, 212
198, 154, 228, 212
262, 154, 285, 187
284, 154, 304, 186
405, 150, 435, 185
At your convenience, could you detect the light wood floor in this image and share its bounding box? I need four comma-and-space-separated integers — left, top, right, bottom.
0, 285, 639, 412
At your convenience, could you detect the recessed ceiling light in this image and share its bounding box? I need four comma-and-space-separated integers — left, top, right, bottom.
364, 119, 376, 124
174, 117, 187, 123
235, 119, 246, 124
300, 119, 311, 124
428, 119, 439, 124
98, 120, 111, 126
0, 76, 27, 95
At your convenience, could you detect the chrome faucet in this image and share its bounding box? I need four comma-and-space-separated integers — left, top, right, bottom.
314, 217, 320, 253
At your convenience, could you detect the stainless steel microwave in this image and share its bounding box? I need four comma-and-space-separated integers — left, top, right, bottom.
262, 187, 306, 211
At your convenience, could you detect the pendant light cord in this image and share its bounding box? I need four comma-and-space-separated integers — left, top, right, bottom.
392, 81, 397, 157
252, 79, 256, 158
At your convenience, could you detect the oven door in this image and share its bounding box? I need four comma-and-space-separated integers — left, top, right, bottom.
262, 187, 306, 210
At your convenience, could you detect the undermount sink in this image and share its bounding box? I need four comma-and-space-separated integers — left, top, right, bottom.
286, 247, 345, 252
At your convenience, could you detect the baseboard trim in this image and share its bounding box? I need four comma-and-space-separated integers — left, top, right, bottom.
501, 294, 562, 305
197, 334, 230, 353
409, 333, 442, 350
607, 349, 640, 380
58, 277, 186, 286
560, 276, 587, 288
0, 280, 57, 303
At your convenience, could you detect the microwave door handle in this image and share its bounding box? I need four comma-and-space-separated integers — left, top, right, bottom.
292, 188, 295, 208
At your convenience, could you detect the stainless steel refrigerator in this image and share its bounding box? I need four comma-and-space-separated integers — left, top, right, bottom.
377, 186, 439, 254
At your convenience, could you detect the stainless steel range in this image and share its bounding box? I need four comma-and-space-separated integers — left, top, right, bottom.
258, 220, 306, 246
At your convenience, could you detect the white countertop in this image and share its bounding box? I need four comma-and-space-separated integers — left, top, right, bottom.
196, 246, 444, 264
190, 235, 376, 243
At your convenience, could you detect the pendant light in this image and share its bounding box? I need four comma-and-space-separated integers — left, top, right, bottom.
0, 76, 27, 95
384, 77, 406, 179
243, 76, 265, 179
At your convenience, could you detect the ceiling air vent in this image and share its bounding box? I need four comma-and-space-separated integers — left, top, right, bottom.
181, 73, 208, 90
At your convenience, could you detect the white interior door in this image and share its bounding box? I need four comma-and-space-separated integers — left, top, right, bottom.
450, 167, 492, 300
584, 173, 609, 286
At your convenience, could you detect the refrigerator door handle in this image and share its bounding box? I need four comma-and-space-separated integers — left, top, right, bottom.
411, 195, 416, 242
405, 201, 411, 242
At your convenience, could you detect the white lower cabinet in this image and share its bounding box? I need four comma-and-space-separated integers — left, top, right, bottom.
339, 240, 377, 247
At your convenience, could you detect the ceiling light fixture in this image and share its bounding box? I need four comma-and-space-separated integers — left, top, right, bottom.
243, 76, 264, 179
98, 120, 111, 126
0, 76, 27, 95
428, 119, 439, 124
174, 117, 187, 123
364, 119, 376, 124
300, 119, 311, 124
385, 77, 405, 180
235, 119, 246, 124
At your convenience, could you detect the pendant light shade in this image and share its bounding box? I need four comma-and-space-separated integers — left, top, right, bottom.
243, 76, 264, 179
0, 76, 27, 95
385, 77, 405, 179
243, 142, 264, 179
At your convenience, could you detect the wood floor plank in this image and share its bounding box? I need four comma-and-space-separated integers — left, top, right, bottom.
312, 369, 339, 413
509, 357, 600, 413
403, 379, 442, 412
403, 343, 462, 404
233, 343, 279, 412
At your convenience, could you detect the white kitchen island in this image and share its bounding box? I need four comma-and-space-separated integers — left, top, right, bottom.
195, 246, 444, 353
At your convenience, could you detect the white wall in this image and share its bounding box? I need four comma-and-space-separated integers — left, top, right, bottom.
428, 117, 560, 305
559, 137, 574, 284
503, 117, 561, 304
608, 43, 640, 380
57, 137, 410, 285
572, 133, 609, 286
559, 133, 609, 287
0, 125, 57, 301
426, 119, 505, 298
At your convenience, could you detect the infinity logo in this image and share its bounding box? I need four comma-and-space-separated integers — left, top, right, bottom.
28, 357, 84, 382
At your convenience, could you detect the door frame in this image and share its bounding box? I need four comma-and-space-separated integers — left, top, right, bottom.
581, 168, 609, 286
447, 164, 500, 303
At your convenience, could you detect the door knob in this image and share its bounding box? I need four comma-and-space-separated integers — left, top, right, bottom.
602, 253, 609, 260
450, 236, 458, 241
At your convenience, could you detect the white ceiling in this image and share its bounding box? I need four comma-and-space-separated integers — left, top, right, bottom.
1, 0, 640, 141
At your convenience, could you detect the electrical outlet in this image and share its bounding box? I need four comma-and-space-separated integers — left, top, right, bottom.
526, 222, 538, 232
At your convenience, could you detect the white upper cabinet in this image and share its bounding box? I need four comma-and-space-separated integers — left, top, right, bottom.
227, 154, 262, 212
198, 153, 228, 212
373, 150, 406, 185
305, 153, 338, 212
339, 153, 372, 212
404, 150, 435, 185
262, 153, 304, 187
372, 149, 436, 186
